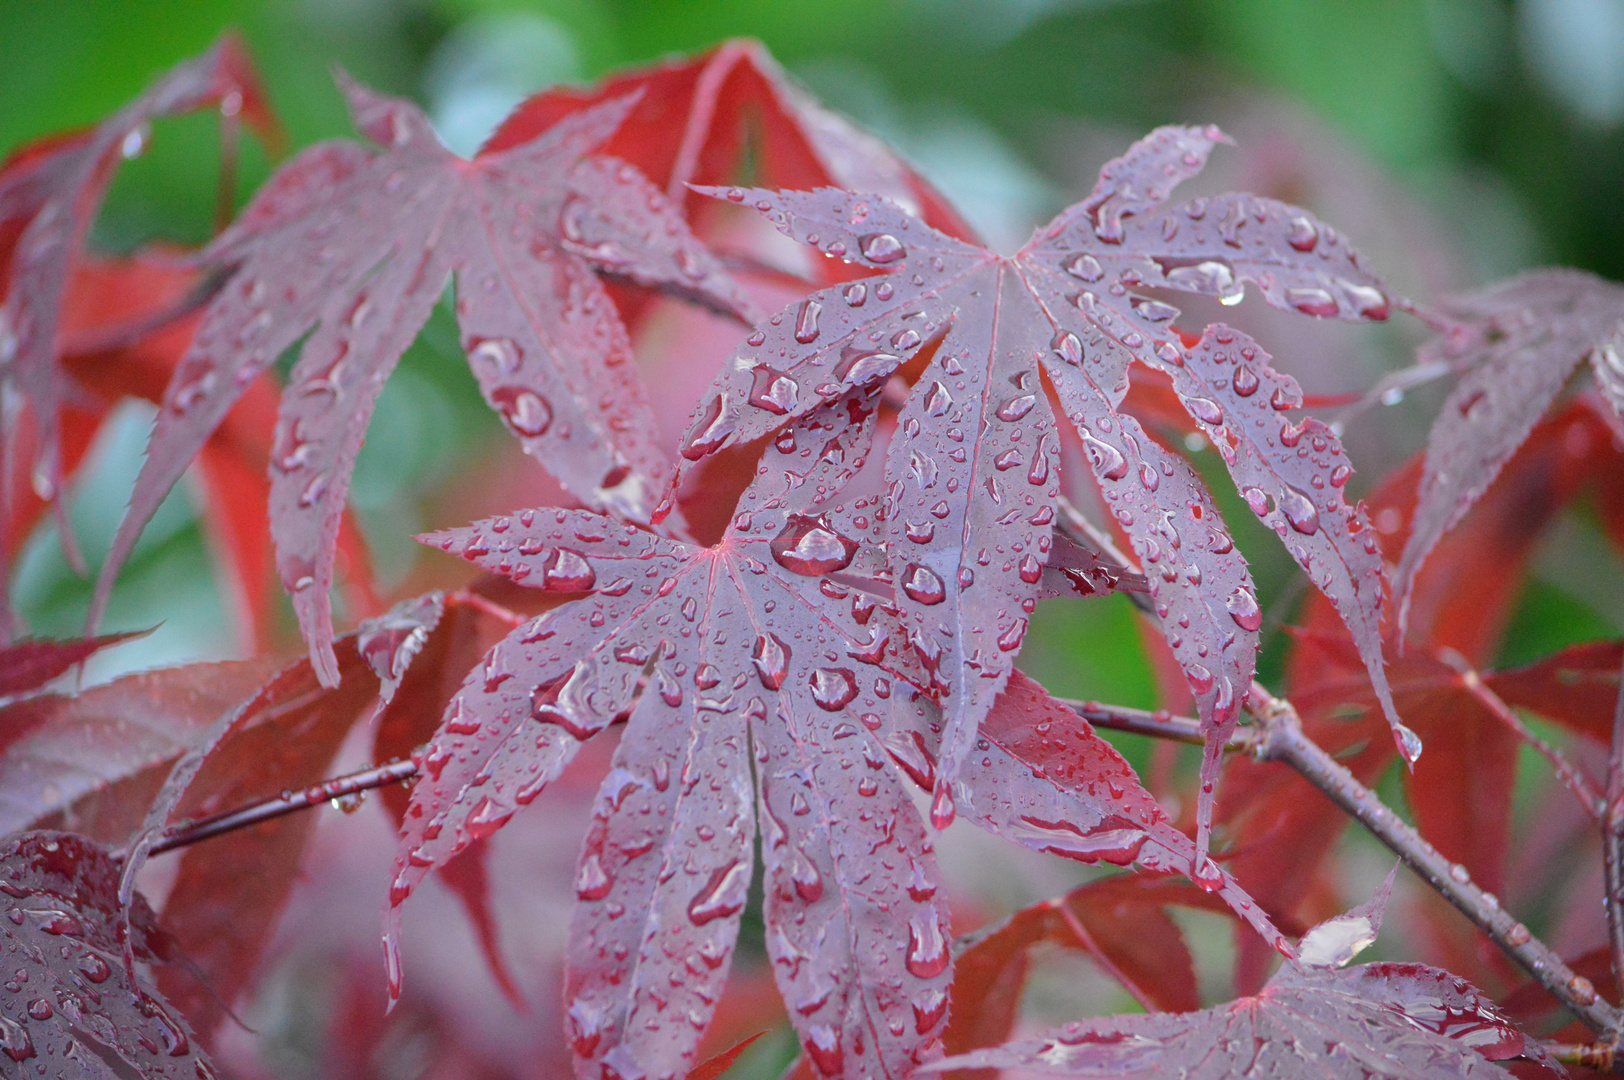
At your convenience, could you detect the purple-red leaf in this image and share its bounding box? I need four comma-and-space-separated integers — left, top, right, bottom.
1395, 269, 1624, 628
97, 73, 748, 686
395, 392, 954, 1078
1171, 326, 1405, 762
676, 126, 1395, 860
0, 630, 146, 699
0, 831, 213, 1077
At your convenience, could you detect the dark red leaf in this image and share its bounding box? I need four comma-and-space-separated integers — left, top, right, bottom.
0, 630, 145, 699
483, 40, 976, 245
0, 659, 283, 841
946, 873, 1223, 1068
923, 670, 1289, 954
152, 634, 386, 1039
0, 34, 276, 536
0, 830, 215, 1077
96, 74, 749, 686
1485, 639, 1622, 743
686, 1030, 768, 1080
1395, 270, 1624, 628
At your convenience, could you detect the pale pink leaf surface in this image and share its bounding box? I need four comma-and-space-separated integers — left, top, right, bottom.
398, 391, 953, 1078
0, 831, 213, 1077
928, 959, 1547, 1078
97, 76, 747, 685
1395, 269, 1624, 628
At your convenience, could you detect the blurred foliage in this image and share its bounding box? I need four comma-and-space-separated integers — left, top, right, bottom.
4, 0, 1622, 685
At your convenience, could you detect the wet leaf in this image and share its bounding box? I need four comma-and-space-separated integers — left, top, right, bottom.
96, 72, 750, 686
1396, 270, 1624, 628
0, 631, 146, 699
672, 125, 1396, 869
394, 392, 954, 1079
0, 830, 217, 1078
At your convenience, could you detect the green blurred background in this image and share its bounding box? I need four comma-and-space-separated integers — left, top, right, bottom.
6, 0, 1623, 707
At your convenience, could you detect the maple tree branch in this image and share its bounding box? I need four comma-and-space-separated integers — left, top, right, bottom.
1067, 689, 1624, 1036
1069, 698, 1251, 751
1607, 648, 1624, 1008
147, 758, 419, 856
1549, 1041, 1624, 1072
1245, 687, 1622, 1036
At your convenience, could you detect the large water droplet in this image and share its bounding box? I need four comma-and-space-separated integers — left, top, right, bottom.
1286, 216, 1319, 252
466, 795, 514, 840
794, 298, 823, 343
1063, 253, 1104, 282
1277, 486, 1321, 535
544, 548, 596, 591
905, 912, 951, 978
1286, 287, 1338, 317
997, 394, 1037, 422
1225, 587, 1262, 632
859, 233, 906, 264
682, 393, 735, 460
748, 364, 799, 415
1161, 258, 1237, 298
575, 852, 613, 899
753, 633, 791, 689
923, 381, 953, 417
532, 662, 604, 739
834, 345, 900, 387
1231, 365, 1259, 397
810, 668, 858, 711
1052, 330, 1083, 366
687, 860, 750, 925
804, 1024, 845, 1076
912, 988, 949, 1033
1395, 723, 1423, 765
900, 564, 947, 605
789, 847, 823, 902
1182, 396, 1223, 426
771, 514, 858, 575
491, 386, 553, 437
1080, 432, 1128, 480
468, 336, 522, 375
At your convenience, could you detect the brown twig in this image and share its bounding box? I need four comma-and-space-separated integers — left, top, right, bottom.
1068, 687, 1624, 1037
146, 758, 419, 856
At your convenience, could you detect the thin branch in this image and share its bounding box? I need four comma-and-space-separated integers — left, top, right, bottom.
1607, 645, 1624, 1010
1068, 698, 1250, 751
1436, 647, 1604, 820
147, 758, 419, 856
1064, 689, 1624, 1037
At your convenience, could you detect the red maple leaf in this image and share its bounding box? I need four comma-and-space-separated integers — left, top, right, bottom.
672, 124, 1402, 875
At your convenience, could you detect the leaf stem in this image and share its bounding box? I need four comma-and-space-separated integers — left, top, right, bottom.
146, 758, 419, 856
1067, 687, 1624, 1036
